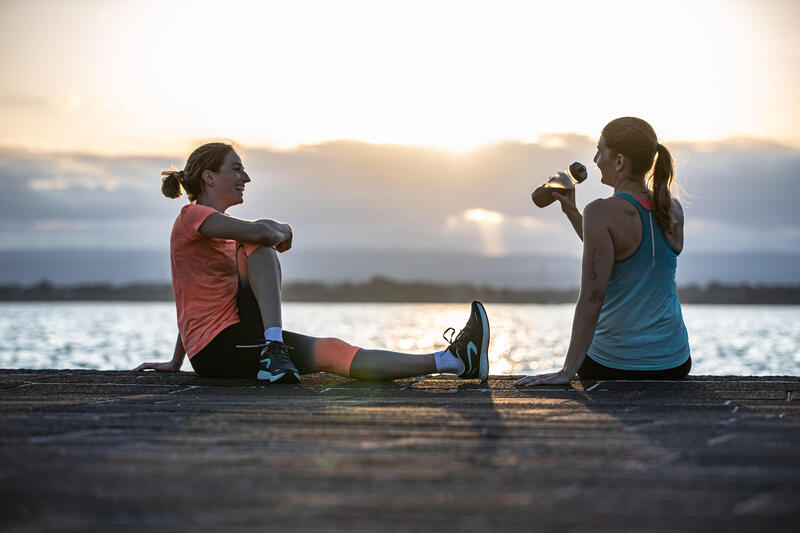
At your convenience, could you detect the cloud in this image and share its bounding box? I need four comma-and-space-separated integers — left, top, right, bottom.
671, 138, 800, 230
33, 219, 95, 230
0, 137, 797, 255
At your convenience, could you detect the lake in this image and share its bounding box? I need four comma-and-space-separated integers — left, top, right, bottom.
1, 302, 798, 376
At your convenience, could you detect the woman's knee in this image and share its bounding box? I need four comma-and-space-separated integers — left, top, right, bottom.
245, 243, 278, 262
244, 245, 282, 279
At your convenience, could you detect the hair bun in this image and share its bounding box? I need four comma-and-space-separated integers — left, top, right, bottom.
160, 169, 184, 199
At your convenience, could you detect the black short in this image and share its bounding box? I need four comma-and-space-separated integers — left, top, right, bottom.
189, 248, 268, 379
190, 322, 264, 379
189, 268, 326, 379
577, 354, 691, 380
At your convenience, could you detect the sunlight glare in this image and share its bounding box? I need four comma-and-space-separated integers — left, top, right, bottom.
463, 208, 504, 225
0, 0, 788, 153
461, 208, 505, 255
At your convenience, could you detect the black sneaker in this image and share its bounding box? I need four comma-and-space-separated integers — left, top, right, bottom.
442, 300, 489, 380
257, 341, 300, 383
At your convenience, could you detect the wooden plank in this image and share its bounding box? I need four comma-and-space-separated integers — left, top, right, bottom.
0, 371, 798, 531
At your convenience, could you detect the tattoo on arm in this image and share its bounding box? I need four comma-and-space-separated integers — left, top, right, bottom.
589, 248, 597, 280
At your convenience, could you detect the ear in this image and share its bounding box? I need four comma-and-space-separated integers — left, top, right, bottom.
615, 154, 625, 173
201, 170, 215, 187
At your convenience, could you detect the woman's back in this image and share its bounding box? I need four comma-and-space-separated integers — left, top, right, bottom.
588, 193, 690, 370
605, 192, 684, 261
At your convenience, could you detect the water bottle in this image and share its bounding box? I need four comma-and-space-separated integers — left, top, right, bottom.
531, 162, 588, 208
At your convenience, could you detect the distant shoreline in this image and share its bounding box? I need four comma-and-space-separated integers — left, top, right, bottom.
1, 277, 799, 305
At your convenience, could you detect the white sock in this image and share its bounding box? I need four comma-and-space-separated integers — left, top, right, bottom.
265, 327, 284, 343
434, 348, 465, 375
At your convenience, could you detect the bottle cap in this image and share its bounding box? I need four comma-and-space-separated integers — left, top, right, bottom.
569, 162, 588, 183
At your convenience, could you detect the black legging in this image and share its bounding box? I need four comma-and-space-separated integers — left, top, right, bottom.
577, 354, 691, 380
189, 322, 332, 378
189, 264, 345, 379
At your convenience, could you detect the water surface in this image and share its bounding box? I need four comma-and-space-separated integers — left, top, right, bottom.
1, 302, 798, 376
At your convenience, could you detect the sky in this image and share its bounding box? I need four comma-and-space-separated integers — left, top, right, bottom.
1, 136, 798, 257
1, 0, 799, 153
0, 0, 798, 266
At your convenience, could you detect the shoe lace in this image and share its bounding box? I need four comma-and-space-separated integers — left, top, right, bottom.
262, 341, 294, 363
442, 325, 470, 347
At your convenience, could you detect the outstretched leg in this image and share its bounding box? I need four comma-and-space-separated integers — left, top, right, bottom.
236, 244, 489, 382
350, 349, 436, 380
342, 301, 490, 381
283, 330, 436, 380
283, 301, 490, 381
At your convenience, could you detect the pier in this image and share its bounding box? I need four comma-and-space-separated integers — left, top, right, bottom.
1, 370, 799, 531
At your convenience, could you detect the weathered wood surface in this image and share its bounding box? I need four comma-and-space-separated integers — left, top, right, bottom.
1, 370, 799, 532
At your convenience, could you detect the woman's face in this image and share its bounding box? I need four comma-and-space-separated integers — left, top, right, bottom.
207, 150, 251, 207
594, 135, 618, 187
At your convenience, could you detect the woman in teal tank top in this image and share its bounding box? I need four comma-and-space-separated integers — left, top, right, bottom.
517, 117, 691, 386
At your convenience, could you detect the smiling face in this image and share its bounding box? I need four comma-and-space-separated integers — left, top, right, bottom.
202, 150, 251, 210
594, 135, 621, 187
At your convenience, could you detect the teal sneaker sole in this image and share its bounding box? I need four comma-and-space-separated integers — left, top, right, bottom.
474, 301, 490, 381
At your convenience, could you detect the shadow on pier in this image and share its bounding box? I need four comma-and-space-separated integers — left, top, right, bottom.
0, 369, 798, 532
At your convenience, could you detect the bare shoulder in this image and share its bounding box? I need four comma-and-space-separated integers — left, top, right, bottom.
672, 198, 685, 222
665, 198, 685, 253
584, 196, 634, 222
583, 197, 616, 217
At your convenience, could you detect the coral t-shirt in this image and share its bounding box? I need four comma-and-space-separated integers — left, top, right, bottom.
170, 204, 241, 357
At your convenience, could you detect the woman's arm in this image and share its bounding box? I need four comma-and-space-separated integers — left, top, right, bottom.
552, 190, 583, 241
516, 201, 614, 386
664, 199, 684, 254
199, 213, 293, 250
134, 333, 186, 372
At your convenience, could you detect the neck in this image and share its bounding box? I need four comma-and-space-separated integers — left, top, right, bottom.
196, 193, 230, 213
613, 177, 649, 197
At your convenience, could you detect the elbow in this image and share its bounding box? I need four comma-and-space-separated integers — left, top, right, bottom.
577, 290, 605, 313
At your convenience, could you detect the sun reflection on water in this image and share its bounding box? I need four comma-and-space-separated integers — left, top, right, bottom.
0, 302, 798, 376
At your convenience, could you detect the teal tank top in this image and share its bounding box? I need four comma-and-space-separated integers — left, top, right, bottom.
587, 193, 690, 370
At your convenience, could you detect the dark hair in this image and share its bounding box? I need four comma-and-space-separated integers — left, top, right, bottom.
161, 142, 234, 202
602, 117, 676, 231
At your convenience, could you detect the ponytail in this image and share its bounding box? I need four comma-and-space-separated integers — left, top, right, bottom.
650, 143, 675, 232
161, 168, 184, 199
602, 117, 678, 232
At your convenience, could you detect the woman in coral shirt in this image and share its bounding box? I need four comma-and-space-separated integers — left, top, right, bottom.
135, 143, 489, 384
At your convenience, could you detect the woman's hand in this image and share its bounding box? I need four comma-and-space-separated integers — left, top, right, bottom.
273, 223, 293, 253
137, 334, 186, 373
514, 368, 575, 387
133, 360, 182, 372
553, 188, 583, 241
552, 188, 577, 214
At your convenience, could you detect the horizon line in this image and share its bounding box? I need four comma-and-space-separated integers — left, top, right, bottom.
1, 248, 799, 257
2, 133, 798, 159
